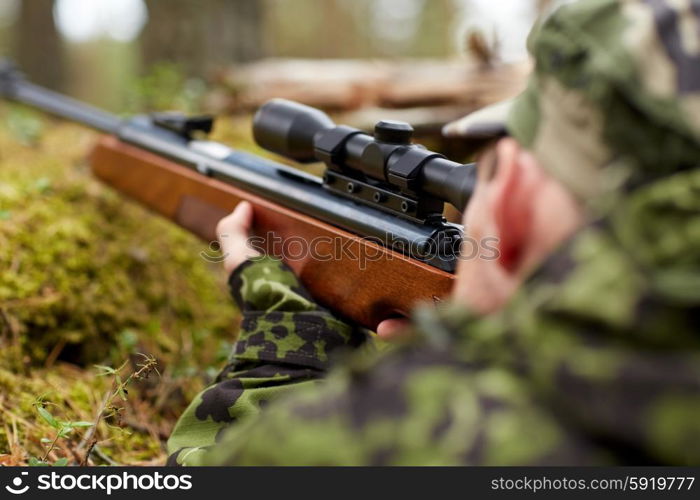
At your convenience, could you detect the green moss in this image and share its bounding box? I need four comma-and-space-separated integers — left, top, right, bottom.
0, 118, 236, 365
0, 108, 257, 464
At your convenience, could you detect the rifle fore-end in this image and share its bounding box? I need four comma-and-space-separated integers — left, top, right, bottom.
89, 135, 455, 330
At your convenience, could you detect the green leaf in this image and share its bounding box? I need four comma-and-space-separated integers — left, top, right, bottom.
69, 421, 94, 428
40, 438, 52, 444
94, 364, 116, 376
118, 386, 127, 401
58, 427, 73, 438
37, 406, 59, 429
28, 457, 48, 467
53, 457, 69, 467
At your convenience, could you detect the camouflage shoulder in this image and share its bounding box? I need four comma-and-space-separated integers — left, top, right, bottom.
202, 341, 605, 465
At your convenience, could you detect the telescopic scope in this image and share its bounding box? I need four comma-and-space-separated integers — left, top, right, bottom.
253, 99, 475, 221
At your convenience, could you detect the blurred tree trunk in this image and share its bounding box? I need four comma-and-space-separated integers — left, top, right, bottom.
537, 0, 554, 13
141, 0, 263, 77
411, 0, 454, 57
14, 0, 65, 89
207, 0, 263, 63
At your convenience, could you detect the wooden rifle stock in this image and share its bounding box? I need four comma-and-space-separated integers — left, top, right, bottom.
90, 136, 455, 329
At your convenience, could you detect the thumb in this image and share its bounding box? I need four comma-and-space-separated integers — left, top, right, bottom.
217, 201, 260, 274
376, 318, 411, 341
218, 201, 254, 240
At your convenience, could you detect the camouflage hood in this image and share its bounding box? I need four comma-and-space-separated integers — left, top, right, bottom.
440, 0, 700, 354
445, 0, 700, 201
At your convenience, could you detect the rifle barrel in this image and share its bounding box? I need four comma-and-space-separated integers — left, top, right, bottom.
0, 60, 121, 134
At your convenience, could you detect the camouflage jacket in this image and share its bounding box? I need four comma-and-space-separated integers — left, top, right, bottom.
166, 256, 370, 465
167, 167, 700, 466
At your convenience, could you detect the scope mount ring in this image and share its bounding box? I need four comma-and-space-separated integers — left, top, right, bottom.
323, 170, 444, 224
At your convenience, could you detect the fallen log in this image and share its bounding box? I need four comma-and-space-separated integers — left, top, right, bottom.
209, 58, 529, 114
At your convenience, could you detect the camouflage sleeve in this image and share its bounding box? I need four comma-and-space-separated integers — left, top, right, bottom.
166, 256, 368, 465
198, 334, 608, 466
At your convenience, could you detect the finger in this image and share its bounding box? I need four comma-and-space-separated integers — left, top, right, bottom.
217, 203, 254, 256
217, 202, 261, 274
218, 201, 254, 239
376, 318, 411, 341
232, 201, 254, 233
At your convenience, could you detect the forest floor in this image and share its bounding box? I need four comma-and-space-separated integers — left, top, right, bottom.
0, 104, 265, 465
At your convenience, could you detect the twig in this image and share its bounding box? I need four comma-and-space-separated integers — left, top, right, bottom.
68, 444, 83, 466
0, 400, 36, 429
81, 439, 98, 466
77, 389, 110, 452
123, 417, 169, 441
79, 354, 158, 466
93, 445, 121, 466
41, 433, 61, 462
44, 339, 67, 369
1, 417, 24, 466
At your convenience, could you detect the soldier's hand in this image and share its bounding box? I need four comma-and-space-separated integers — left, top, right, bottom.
217, 202, 412, 341
217, 202, 261, 274
376, 318, 411, 341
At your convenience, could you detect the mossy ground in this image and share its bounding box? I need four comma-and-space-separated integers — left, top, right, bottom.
0, 106, 262, 465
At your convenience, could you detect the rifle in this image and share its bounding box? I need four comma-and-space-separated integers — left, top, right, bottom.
0, 60, 475, 329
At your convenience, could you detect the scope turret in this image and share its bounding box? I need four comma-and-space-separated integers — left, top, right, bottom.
253, 99, 475, 220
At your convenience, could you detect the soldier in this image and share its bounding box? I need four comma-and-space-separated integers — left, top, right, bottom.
168, 0, 700, 465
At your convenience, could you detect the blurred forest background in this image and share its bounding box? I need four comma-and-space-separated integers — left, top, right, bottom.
0, 0, 555, 109
0, 0, 554, 466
